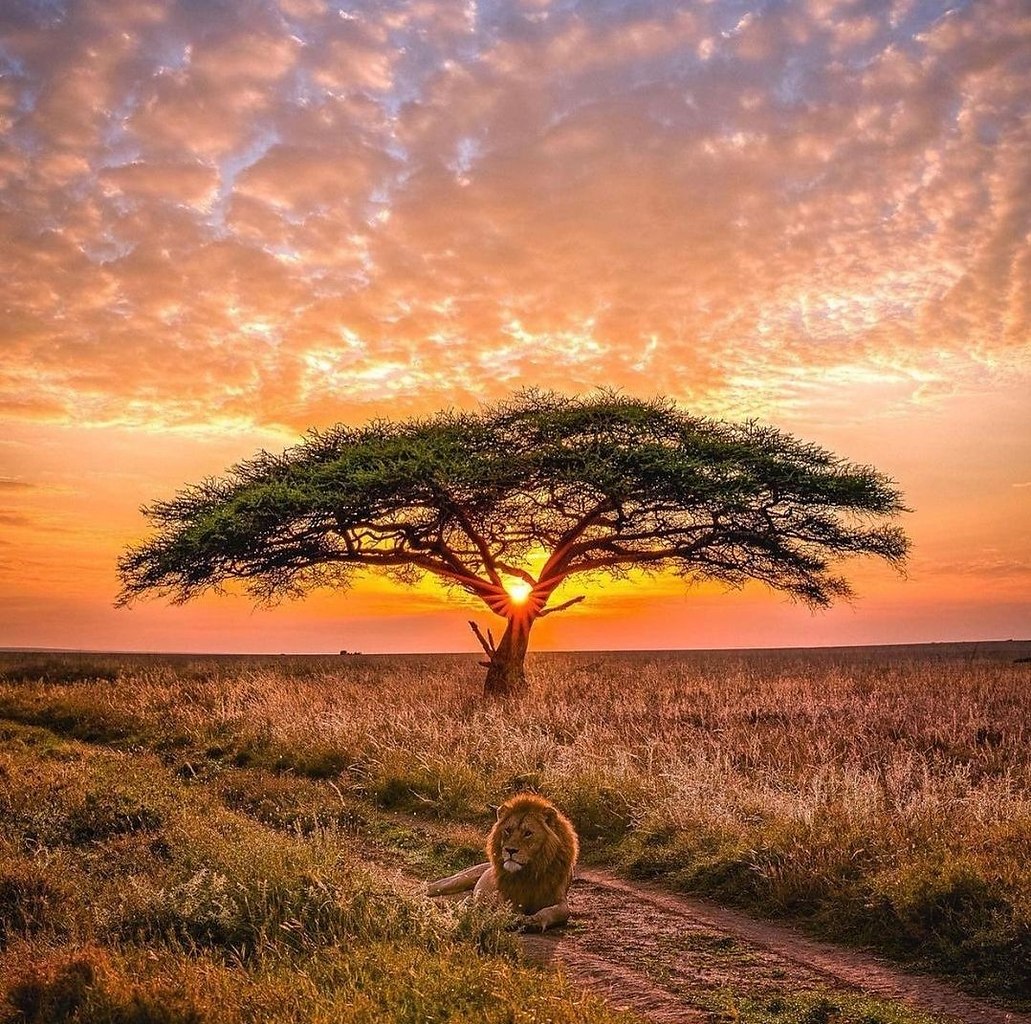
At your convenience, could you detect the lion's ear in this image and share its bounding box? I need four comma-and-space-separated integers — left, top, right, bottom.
542, 806, 557, 824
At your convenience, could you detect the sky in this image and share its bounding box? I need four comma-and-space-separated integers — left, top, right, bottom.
1, 0, 1028, 654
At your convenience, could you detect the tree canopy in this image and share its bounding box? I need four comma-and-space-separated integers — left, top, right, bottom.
118, 391, 909, 694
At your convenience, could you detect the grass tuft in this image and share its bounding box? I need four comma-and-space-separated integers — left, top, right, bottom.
0, 855, 69, 947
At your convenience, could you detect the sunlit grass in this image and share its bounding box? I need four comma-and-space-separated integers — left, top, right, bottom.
0, 723, 633, 1023
0, 646, 1028, 1006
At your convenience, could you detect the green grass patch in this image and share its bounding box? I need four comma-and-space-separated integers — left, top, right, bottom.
0, 691, 142, 747
0, 728, 636, 1024
707, 991, 945, 1024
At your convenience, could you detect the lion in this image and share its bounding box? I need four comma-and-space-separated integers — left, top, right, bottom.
426, 792, 578, 931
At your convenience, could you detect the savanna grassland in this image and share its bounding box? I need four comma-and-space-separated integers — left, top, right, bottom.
0, 642, 1028, 1023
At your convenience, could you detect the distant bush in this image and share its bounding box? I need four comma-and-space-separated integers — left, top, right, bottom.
0, 691, 138, 745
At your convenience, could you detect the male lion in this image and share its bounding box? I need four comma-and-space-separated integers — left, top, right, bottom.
426, 793, 578, 931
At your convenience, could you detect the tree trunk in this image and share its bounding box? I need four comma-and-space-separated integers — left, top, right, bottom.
483, 614, 533, 697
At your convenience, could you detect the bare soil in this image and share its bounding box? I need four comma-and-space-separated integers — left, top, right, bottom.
519, 869, 1031, 1024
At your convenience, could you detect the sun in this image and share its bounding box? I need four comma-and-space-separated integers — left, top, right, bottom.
504, 578, 533, 604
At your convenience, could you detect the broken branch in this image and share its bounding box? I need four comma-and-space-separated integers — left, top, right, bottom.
469, 620, 497, 657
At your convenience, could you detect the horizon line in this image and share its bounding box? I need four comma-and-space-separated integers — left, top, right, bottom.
1, 638, 1028, 658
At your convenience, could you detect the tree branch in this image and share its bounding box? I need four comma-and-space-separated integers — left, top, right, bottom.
331, 511, 507, 601
552, 533, 718, 578
331, 547, 500, 598
538, 595, 585, 617
432, 483, 502, 586
538, 497, 616, 585
557, 521, 714, 563
494, 561, 537, 585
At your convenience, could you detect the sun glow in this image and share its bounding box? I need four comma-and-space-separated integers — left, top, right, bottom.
504, 578, 533, 604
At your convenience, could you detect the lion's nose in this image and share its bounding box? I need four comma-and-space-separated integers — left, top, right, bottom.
504, 847, 517, 857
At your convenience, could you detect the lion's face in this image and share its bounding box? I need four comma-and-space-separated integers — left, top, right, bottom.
486, 793, 578, 915
494, 809, 550, 873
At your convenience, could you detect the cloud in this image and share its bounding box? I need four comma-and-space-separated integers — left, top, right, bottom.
0, 0, 1027, 433
919, 554, 1031, 583
98, 161, 218, 206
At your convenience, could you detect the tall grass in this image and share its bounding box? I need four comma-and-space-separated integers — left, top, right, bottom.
0, 721, 633, 1023
1, 647, 1028, 1001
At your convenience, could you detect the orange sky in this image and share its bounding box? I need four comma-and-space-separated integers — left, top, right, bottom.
1, 0, 1028, 653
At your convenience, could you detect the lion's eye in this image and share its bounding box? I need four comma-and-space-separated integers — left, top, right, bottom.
523, 829, 533, 838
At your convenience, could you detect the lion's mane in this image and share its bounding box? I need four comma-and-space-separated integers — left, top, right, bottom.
487, 793, 579, 915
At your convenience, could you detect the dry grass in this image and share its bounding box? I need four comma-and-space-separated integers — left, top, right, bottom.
0, 719, 634, 1024
1, 644, 1028, 1003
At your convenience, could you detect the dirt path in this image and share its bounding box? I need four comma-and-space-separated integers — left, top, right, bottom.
517, 869, 1030, 1024
358, 813, 1028, 1024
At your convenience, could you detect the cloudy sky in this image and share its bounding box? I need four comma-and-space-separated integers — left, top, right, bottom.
1, 0, 1028, 653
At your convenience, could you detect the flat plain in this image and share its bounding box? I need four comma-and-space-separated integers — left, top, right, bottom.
1, 641, 1028, 1023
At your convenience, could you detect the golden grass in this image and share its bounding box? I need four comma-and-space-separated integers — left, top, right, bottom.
1, 646, 1028, 1002
0, 722, 635, 1023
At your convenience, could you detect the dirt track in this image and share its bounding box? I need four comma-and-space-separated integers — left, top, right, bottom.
516, 868, 1031, 1024
359, 804, 1028, 1024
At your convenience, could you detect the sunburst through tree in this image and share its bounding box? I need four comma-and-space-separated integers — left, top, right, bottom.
117, 391, 910, 696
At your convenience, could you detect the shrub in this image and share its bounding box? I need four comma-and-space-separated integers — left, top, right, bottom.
3, 949, 205, 1024
5, 952, 97, 1024
0, 659, 120, 685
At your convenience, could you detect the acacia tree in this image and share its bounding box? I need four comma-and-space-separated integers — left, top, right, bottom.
117, 392, 909, 696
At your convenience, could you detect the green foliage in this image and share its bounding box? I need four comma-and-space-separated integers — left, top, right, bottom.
118, 390, 908, 620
